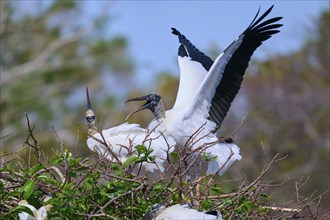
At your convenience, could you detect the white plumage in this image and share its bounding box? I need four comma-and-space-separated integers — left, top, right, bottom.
18, 199, 51, 220
126, 6, 282, 176
143, 204, 222, 220
85, 88, 175, 172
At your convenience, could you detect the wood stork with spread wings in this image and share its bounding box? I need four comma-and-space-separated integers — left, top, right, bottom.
85, 87, 175, 172
142, 203, 222, 220
126, 6, 282, 176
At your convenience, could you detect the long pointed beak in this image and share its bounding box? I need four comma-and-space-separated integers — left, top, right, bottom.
124, 95, 149, 104
125, 105, 149, 120
125, 95, 149, 120
86, 87, 93, 110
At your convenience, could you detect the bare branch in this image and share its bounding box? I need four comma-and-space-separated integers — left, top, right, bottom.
1, 30, 83, 86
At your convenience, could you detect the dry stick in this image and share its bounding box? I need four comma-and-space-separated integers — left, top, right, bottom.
245, 185, 264, 218
183, 122, 241, 196
76, 212, 116, 220
97, 127, 122, 164
293, 176, 310, 203
51, 125, 72, 192
194, 148, 235, 197
262, 206, 302, 213
146, 156, 173, 196
310, 189, 330, 207
153, 126, 220, 201
139, 122, 172, 176
153, 121, 241, 202
80, 126, 122, 164
221, 113, 248, 143
182, 148, 214, 198
154, 154, 184, 201
213, 153, 283, 211
71, 161, 99, 190
0, 133, 13, 140
24, 113, 42, 164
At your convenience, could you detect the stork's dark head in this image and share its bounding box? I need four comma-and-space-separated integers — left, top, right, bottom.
85, 87, 96, 126
142, 203, 165, 220
125, 94, 164, 120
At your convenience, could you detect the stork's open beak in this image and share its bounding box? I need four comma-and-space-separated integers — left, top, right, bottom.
125, 95, 152, 120
86, 87, 96, 124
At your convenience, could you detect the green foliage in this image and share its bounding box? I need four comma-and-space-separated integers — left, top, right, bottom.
1, 120, 328, 219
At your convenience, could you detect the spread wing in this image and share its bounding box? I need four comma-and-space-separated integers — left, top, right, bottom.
185, 5, 282, 131
171, 28, 214, 109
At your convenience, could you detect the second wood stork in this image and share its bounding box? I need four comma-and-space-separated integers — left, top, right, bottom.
126, 6, 282, 176
85, 87, 175, 172
142, 203, 222, 220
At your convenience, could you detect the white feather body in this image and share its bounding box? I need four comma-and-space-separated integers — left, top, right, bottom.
148, 99, 241, 175
18, 200, 49, 220
87, 123, 175, 172
155, 204, 222, 220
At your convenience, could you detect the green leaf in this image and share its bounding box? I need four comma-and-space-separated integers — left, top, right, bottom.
171, 152, 179, 162
122, 155, 138, 168
22, 179, 35, 200
50, 157, 62, 165
148, 155, 156, 162
11, 205, 35, 216
29, 164, 44, 176
135, 145, 147, 154
37, 174, 51, 180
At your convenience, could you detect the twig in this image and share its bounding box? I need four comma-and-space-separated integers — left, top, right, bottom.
262, 206, 302, 213
24, 113, 42, 164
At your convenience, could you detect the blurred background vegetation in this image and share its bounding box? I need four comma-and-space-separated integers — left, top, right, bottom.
1, 0, 329, 210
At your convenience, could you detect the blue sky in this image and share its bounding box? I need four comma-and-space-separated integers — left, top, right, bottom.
15, 1, 329, 88
98, 1, 328, 86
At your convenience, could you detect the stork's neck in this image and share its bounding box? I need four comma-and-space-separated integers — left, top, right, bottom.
88, 123, 98, 136
154, 100, 166, 120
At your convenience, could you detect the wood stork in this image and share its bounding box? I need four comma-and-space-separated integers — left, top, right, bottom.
142, 203, 222, 220
18, 199, 51, 220
85, 87, 175, 172
126, 6, 282, 176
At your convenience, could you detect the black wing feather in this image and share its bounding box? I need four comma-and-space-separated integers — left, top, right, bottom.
208, 5, 283, 131
171, 28, 214, 71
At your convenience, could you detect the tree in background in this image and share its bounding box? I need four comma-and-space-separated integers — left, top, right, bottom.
235, 10, 329, 205
0, 0, 134, 153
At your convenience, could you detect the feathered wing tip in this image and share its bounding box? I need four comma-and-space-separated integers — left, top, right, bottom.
207, 5, 282, 131
244, 5, 283, 38
171, 27, 181, 37
171, 27, 214, 71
